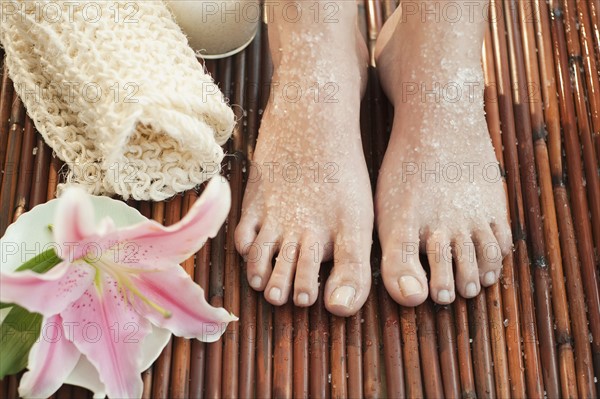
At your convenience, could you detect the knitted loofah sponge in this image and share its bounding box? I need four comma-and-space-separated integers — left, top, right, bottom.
0, 0, 235, 201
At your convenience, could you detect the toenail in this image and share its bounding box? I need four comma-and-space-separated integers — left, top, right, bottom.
269, 287, 282, 302
250, 275, 262, 289
483, 271, 496, 286
297, 292, 310, 306
438, 290, 451, 303
399, 276, 423, 297
330, 286, 356, 308
465, 282, 478, 297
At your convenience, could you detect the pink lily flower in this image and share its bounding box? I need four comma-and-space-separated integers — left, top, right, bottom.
0, 177, 237, 398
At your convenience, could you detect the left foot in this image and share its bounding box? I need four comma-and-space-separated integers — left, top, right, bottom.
374, 2, 512, 306
235, 1, 373, 316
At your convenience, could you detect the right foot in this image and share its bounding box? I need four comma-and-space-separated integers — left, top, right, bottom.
374, 2, 512, 306
235, 2, 374, 316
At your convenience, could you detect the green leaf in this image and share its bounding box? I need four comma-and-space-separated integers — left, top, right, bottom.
0, 306, 42, 379
0, 249, 61, 309
0, 248, 61, 377
15, 248, 62, 273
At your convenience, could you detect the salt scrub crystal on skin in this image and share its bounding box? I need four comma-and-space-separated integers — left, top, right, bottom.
0, 177, 237, 399
165, 0, 259, 59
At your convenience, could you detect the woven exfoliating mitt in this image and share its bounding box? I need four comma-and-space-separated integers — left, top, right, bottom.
0, 0, 235, 201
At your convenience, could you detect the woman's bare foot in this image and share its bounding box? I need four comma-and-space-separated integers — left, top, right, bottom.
235, 1, 373, 316
374, 1, 512, 306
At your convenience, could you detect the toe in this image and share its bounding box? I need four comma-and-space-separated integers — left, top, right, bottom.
245, 227, 280, 291
381, 230, 429, 307
293, 234, 325, 307
474, 226, 503, 287
324, 230, 372, 317
491, 218, 513, 258
235, 216, 260, 255
426, 230, 455, 304
264, 238, 300, 306
453, 234, 481, 298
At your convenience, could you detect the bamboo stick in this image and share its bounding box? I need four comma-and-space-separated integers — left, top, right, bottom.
310, 267, 331, 399
45, 153, 62, 201
378, 282, 404, 398
28, 136, 50, 210
346, 312, 364, 398
365, 0, 382, 67
400, 306, 423, 398
245, 19, 262, 159
470, 295, 496, 399
0, 66, 13, 190
273, 301, 293, 398
361, 282, 382, 398
0, 96, 25, 234
55, 384, 71, 399
69, 386, 90, 399
189, 236, 213, 399
293, 307, 309, 398
256, 299, 273, 399
416, 301, 444, 398
238, 266, 258, 398
0, 375, 5, 398
330, 315, 348, 399
589, 0, 600, 68
437, 305, 460, 399
381, 0, 397, 21
483, 286, 511, 397
204, 194, 227, 399
454, 297, 476, 399
6, 375, 18, 399
259, 21, 272, 113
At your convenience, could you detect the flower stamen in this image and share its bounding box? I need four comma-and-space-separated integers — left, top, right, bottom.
85, 256, 172, 319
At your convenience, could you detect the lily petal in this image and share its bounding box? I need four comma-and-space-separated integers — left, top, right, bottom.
53, 187, 96, 262
131, 265, 237, 342
110, 177, 231, 266
60, 276, 152, 399
0, 261, 94, 316
19, 314, 81, 399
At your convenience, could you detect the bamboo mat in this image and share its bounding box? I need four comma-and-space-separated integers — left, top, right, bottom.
1, 0, 600, 397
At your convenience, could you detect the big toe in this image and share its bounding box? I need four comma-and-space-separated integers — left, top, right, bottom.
324, 231, 372, 317
381, 232, 429, 307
